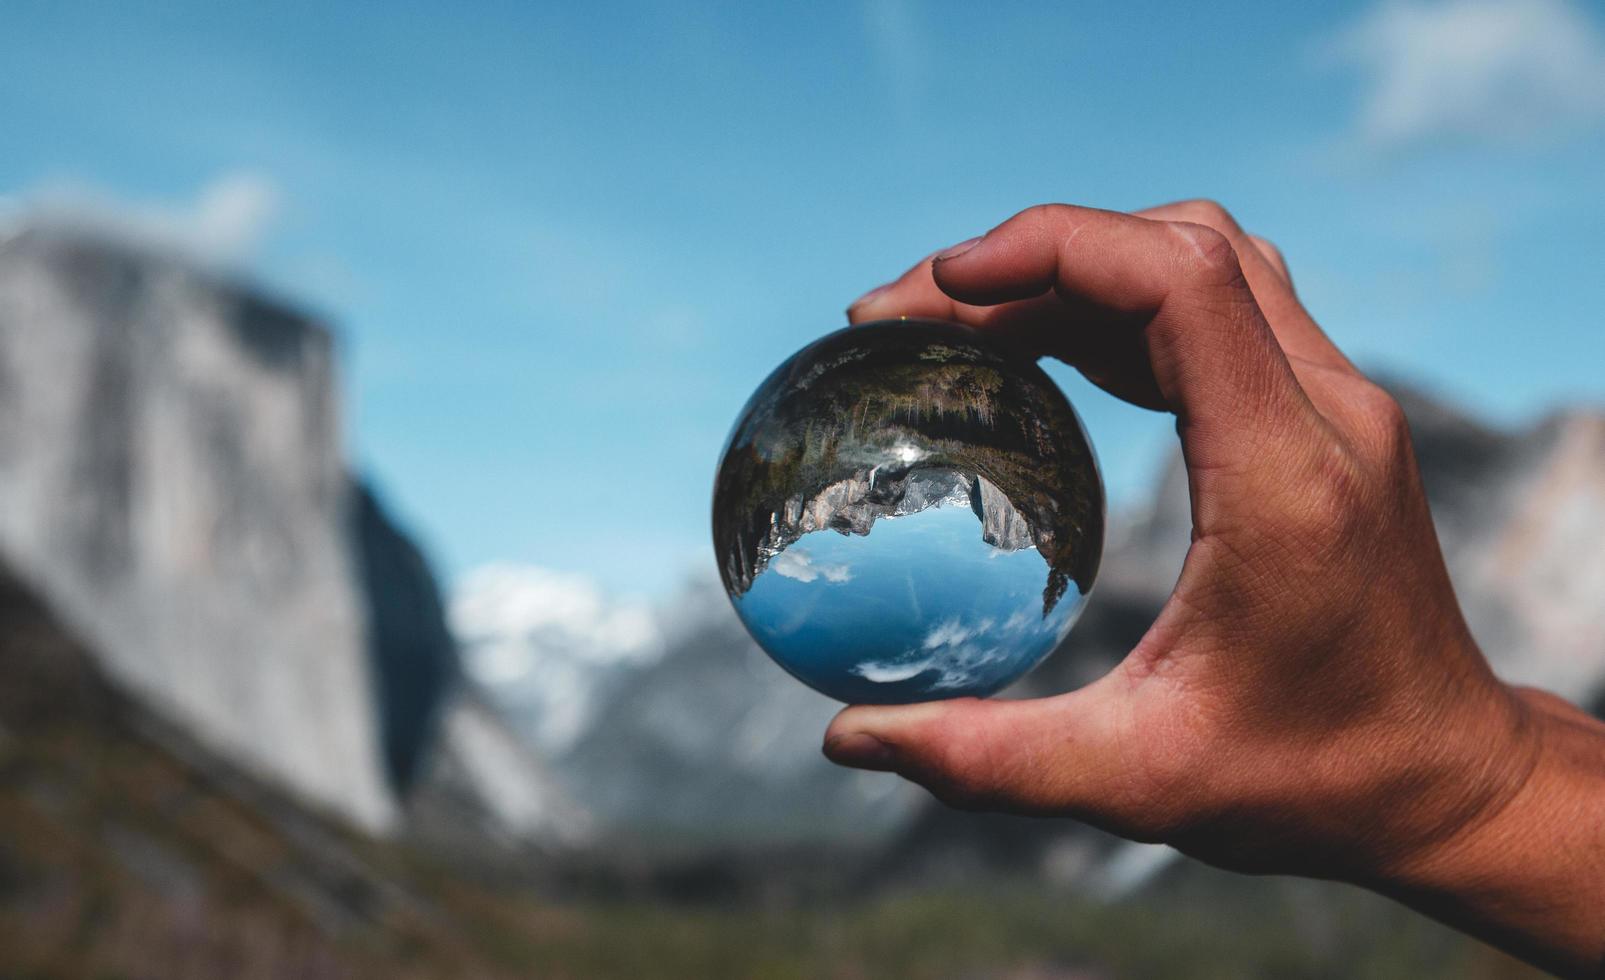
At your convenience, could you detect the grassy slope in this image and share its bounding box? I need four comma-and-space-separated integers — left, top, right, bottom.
0, 568, 1541, 980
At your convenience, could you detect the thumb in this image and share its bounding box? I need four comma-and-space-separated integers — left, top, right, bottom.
822, 687, 1126, 816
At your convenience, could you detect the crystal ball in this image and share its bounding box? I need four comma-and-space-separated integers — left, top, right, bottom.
712, 318, 1104, 704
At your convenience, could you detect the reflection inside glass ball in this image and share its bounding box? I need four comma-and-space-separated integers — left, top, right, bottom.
712, 318, 1105, 704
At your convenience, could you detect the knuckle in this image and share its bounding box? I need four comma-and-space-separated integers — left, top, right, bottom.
1014, 202, 1069, 233
1165, 222, 1244, 286
1168, 198, 1242, 234
1248, 233, 1285, 263
1349, 382, 1415, 465
1276, 437, 1371, 549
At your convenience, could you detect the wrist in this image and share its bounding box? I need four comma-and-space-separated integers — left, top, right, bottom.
1329, 663, 1544, 892
1374, 685, 1605, 976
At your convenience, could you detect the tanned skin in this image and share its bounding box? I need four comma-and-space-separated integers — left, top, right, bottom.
825, 200, 1605, 979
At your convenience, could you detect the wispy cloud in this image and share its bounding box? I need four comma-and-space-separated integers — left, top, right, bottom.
853, 655, 938, 684
851, 640, 1009, 691
1, 172, 281, 265
1326, 0, 1605, 151
921, 617, 997, 651
854, 614, 1045, 690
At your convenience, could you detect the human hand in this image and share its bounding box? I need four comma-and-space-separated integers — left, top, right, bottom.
826, 201, 1605, 976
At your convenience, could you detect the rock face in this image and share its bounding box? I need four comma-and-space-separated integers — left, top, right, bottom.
0, 225, 455, 831
970, 474, 1034, 552
749, 467, 1036, 590
350, 483, 458, 791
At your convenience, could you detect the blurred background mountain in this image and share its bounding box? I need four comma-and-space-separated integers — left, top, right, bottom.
2, 1, 1603, 978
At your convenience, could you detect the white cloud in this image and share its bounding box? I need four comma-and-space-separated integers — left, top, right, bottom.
0, 171, 281, 264
451, 563, 659, 665
188, 174, 280, 257
853, 655, 938, 684
924, 622, 995, 651
771, 548, 853, 584
1328, 0, 1605, 150
921, 618, 976, 651
852, 640, 1009, 691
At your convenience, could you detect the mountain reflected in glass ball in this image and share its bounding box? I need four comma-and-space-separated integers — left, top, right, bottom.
712, 318, 1104, 704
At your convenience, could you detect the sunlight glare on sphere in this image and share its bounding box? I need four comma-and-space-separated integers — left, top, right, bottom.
711, 319, 1105, 704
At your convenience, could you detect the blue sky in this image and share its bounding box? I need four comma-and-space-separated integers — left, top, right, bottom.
4, 0, 1603, 598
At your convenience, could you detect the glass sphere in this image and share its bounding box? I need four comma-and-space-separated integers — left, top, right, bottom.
712, 318, 1104, 704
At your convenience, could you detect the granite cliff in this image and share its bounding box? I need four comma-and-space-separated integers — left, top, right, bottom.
0, 225, 458, 831
743, 467, 1037, 589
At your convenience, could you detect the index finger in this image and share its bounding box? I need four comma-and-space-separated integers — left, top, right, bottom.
932, 204, 1320, 471
847, 252, 1170, 410
1133, 200, 1351, 372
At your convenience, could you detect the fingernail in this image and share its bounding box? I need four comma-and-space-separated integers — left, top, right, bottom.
847, 282, 892, 316
823, 732, 896, 770
934, 236, 983, 262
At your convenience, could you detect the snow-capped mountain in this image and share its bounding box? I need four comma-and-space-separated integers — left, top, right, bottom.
453, 564, 926, 855
451, 564, 663, 756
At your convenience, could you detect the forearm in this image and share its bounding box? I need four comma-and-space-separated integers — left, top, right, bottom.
1380, 687, 1605, 978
